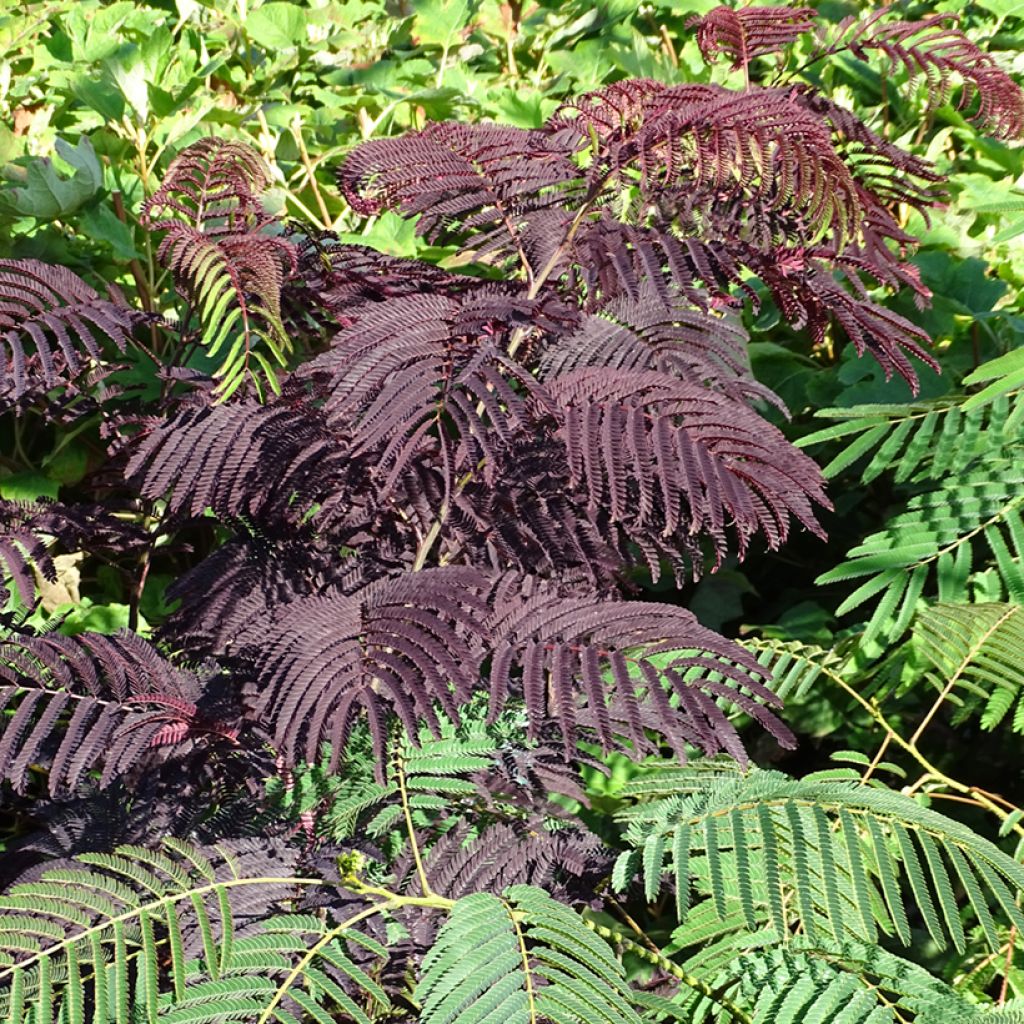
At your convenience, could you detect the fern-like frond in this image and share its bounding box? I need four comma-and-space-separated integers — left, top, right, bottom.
0, 259, 138, 410
539, 287, 779, 411
158, 227, 295, 399
142, 139, 297, 399
336, 123, 580, 280
141, 137, 271, 234
0, 501, 56, 612
416, 885, 641, 1024
545, 368, 829, 565
301, 291, 554, 497
1, 499, 148, 615
797, 392, 1024, 485
792, 87, 945, 214
0, 838, 391, 1024
156, 530, 356, 657
689, 6, 817, 71
758, 256, 938, 390
0, 630, 237, 795
486, 577, 793, 762
843, 12, 1024, 139
238, 567, 491, 766
554, 81, 862, 244
736, 636, 850, 705
963, 350, 1024, 419
615, 763, 1024, 954
721, 940, 970, 1024
240, 569, 792, 768
653, 912, 969, 1022
125, 399, 352, 524
817, 460, 1024, 644
913, 602, 1024, 734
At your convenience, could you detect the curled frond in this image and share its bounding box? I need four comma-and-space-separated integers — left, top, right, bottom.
336, 123, 579, 278
140, 136, 272, 235
844, 12, 1024, 140
689, 6, 817, 71
143, 138, 297, 399
792, 87, 945, 212
155, 226, 296, 398
757, 252, 938, 390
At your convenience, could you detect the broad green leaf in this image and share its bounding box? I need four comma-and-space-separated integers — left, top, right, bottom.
0, 137, 102, 219
247, 2, 308, 50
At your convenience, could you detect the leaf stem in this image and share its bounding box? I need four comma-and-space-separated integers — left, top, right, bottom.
587, 920, 754, 1023
395, 745, 434, 897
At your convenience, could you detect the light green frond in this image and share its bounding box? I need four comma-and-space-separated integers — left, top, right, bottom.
0, 840, 393, 1024
964, 348, 1024, 415
417, 886, 641, 1024
913, 602, 1024, 733
615, 763, 1024, 954
725, 940, 971, 1024
638, 928, 969, 1024
163, 231, 291, 401
797, 392, 1024, 485
738, 638, 851, 703
816, 461, 1024, 644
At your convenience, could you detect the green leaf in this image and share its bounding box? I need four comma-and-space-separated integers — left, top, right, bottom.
78, 203, 141, 260
412, 0, 479, 49
246, 2, 308, 50
0, 137, 103, 220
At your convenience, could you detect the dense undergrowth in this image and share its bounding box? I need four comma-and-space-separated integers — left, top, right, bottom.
2, 1, 1024, 1021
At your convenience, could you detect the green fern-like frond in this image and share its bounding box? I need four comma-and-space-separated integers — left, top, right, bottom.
964, 347, 1024, 415
160, 913, 391, 1024
638, 924, 969, 1023
159, 227, 294, 400
725, 940, 970, 1024
913, 602, 1024, 733
738, 637, 851, 704
0, 839, 392, 1024
816, 460, 1024, 645
417, 885, 641, 1024
615, 763, 1024, 954
316, 719, 502, 842
797, 392, 1024, 485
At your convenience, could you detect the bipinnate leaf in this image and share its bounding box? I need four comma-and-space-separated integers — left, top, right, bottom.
141, 138, 296, 398
417, 886, 641, 1024
616, 764, 1024, 954
0, 259, 138, 410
